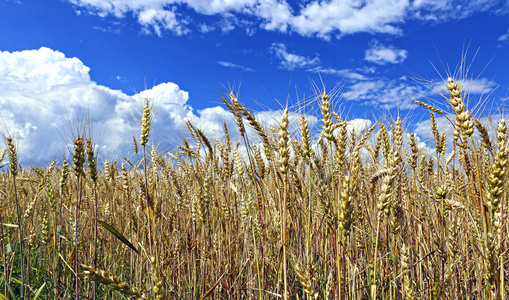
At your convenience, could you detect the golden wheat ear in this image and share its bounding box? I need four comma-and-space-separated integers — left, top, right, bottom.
81, 264, 147, 299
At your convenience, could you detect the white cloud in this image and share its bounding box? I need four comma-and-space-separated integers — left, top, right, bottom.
67, 0, 508, 38
213, 12, 257, 34
0, 47, 238, 162
365, 43, 408, 65
138, 7, 190, 36
219, 16, 237, 32
343, 81, 385, 100
308, 67, 368, 81
5, 0, 23, 4
0, 48, 119, 160
270, 43, 320, 69
347, 119, 373, 133
414, 113, 509, 157
461, 78, 497, 95
342, 79, 428, 110
93, 25, 121, 34
198, 23, 214, 33
217, 61, 254, 71
498, 27, 509, 41
68, 0, 291, 36
291, 0, 407, 38
248, 0, 293, 31
418, 77, 498, 104
499, 33, 509, 41
414, 113, 453, 141
173, 0, 260, 15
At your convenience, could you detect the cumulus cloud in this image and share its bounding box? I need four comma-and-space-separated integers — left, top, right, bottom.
365, 43, 408, 65
0, 47, 238, 162
270, 43, 320, 69
67, 0, 508, 38
0, 48, 114, 158
414, 113, 452, 142
346, 119, 373, 133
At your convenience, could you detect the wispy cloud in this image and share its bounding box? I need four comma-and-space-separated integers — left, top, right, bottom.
270, 43, 320, 69
410, 0, 505, 22
198, 23, 214, 33
498, 27, 509, 41
93, 25, 121, 34
343, 78, 428, 110
462, 78, 498, 94
217, 61, 254, 72
341, 75, 498, 112
307, 67, 368, 81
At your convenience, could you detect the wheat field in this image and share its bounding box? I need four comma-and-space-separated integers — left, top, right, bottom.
0, 74, 508, 299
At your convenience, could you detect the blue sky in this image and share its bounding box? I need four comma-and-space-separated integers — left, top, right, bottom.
1, 0, 509, 162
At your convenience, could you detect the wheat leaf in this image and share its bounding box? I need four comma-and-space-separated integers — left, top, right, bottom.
97, 219, 139, 254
